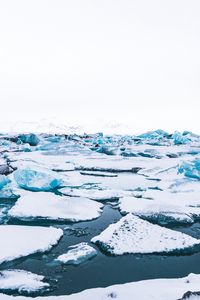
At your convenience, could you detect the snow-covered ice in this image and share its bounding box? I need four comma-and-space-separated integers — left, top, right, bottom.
8, 192, 103, 222
119, 191, 200, 224
56, 243, 97, 265
0, 273, 200, 300
0, 225, 63, 264
91, 214, 200, 255
0, 270, 49, 293
60, 188, 127, 201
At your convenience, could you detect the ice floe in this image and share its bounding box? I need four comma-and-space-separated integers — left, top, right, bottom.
0, 270, 49, 293
0, 225, 63, 264
79, 171, 118, 177
91, 214, 200, 255
8, 192, 103, 222
60, 188, 127, 201
0, 273, 200, 300
56, 242, 97, 265
118, 189, 200, 225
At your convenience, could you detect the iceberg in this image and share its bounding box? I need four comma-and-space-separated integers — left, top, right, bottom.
178, 159, 200, 180
8, 192, 103, 222
18, 134, 40, 146
13, 169, 63, 191
0, 270, 49, 294
0, 175, 10, 190
91, 214, 200, 255
0, 225, 63, 264
173, 131, 190, 145
56, 242, 97, 265
137, 129, 169, 140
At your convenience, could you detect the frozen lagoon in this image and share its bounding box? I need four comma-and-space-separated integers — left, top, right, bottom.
1, 131, 200, 298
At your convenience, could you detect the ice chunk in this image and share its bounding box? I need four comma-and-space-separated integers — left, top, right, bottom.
13, 169, 63, 191
0, 175, 10, 190
0, 273, 200, 300
0, 270, 49, 293
173, 131, 190, 145
56, 242, 97, 265
8, 192, 103, 222
137, 129, 169, 140
178, 159, 200, 180
91, 214, 200, 255
0, 225, 63, 264
18, 134, 40, 146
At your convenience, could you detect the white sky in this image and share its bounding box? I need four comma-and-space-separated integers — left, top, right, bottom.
0, 0, 200, 134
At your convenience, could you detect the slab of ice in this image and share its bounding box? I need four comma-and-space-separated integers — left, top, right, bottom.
0, 270, 49, 293
80, 171, 118, 177
0, 225, 63, 264
8, 192, 103, 222
119, 196, 197, 225
91, 214, 200, 255
60, 188, 127, 201
13, 169, 63, 191
74, 157, 143, 173
7, 151, 75, 173
1, 273, 200, 300
56, 242, 97, 265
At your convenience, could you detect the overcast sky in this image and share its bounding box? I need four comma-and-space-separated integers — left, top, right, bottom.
0, 0, 200, 133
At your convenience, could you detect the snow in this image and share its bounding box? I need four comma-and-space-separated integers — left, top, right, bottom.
91, 214, 200, 255
56, 243, 97, 265
0, 270, 49, 293
1, 273, 200, 300
0, 225, 63, 264
8, 192, 103, 222
13, 169, 63, 191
